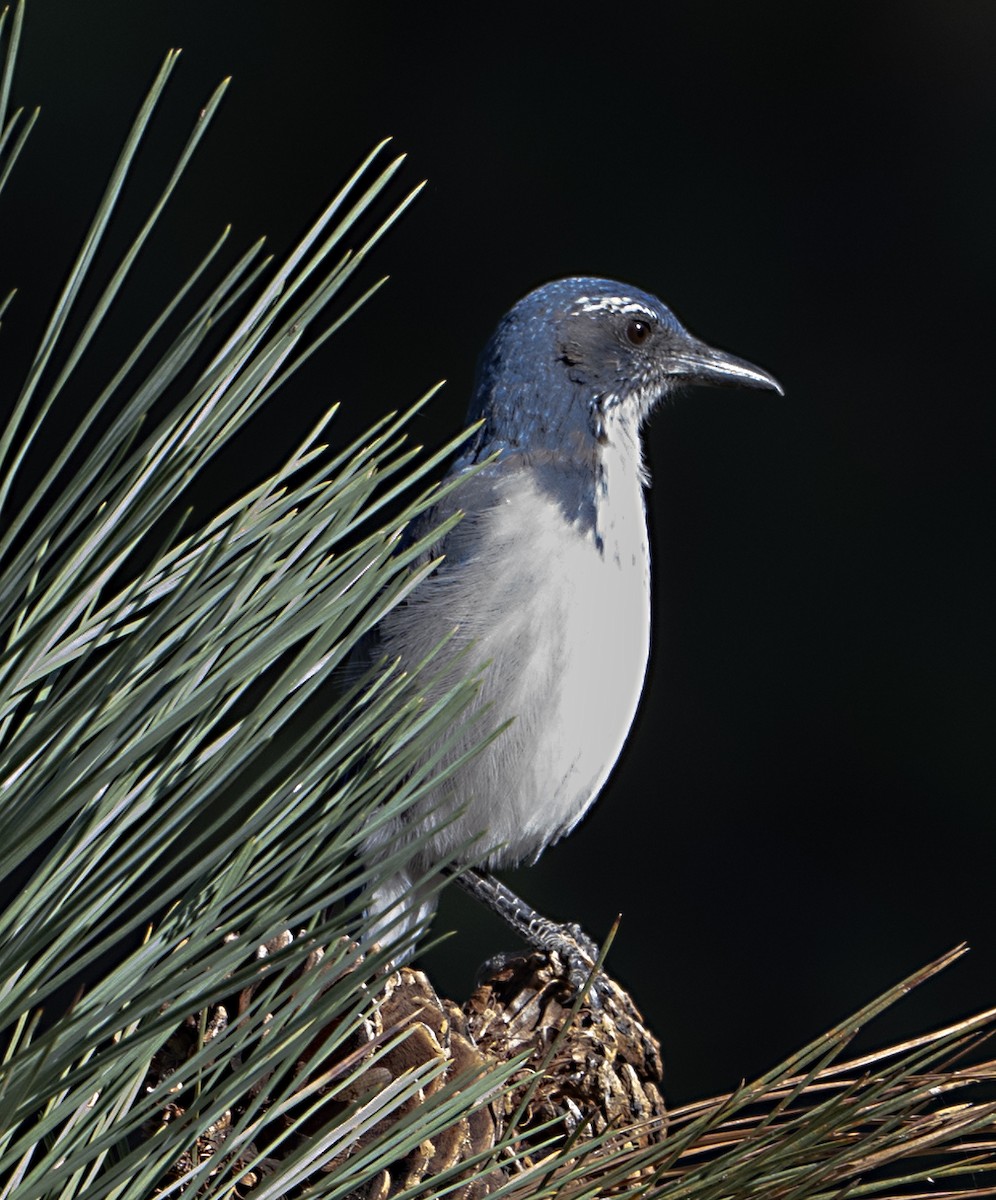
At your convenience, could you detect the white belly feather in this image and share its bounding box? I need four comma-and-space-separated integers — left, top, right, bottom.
478, 465, 649, 859
372, 435, 652, 872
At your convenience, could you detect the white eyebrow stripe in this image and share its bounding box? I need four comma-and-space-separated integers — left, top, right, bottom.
573, 295, 656, 318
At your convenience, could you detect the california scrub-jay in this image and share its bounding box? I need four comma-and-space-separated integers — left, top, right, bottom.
361, 276, 781, 988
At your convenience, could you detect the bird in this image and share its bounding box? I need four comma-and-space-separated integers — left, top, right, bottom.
359, 276, 782, 988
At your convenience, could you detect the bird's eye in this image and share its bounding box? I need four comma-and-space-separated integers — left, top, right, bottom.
625, 318, 652, 346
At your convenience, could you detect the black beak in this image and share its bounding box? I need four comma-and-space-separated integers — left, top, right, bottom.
668, 335, 784, 396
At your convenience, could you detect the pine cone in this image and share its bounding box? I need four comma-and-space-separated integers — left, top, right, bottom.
339, 952, 666, 1197
145, 938, 665, 1197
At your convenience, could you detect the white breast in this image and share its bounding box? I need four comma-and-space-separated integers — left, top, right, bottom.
419, 432, 652, 868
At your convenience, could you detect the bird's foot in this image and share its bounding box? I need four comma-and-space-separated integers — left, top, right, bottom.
550, 936, 605, 1003
547, 921, 601, 965
475, 937, 610, 1009
523, 917, 608, 1004
454, 869, 610, 1004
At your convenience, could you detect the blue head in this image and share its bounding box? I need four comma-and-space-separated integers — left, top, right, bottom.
466, 277, 781, 461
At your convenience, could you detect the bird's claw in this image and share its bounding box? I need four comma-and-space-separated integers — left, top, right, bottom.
540, 924, 609, 1009
558, 921, 601, 963
473, 949, 525, 988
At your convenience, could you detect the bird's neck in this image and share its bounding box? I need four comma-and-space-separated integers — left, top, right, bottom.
592, 417, 650, 563
479, 416, 649, 560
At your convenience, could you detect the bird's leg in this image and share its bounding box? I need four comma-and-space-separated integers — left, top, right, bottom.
453, 867, 602, 994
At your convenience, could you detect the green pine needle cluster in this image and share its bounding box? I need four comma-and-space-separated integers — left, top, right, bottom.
0, 9, 511, 1196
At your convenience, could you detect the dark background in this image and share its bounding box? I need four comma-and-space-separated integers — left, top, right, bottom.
2, 2, 993, 1104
